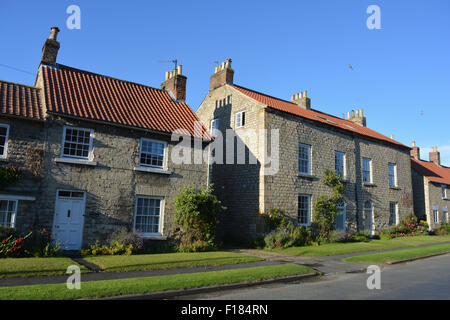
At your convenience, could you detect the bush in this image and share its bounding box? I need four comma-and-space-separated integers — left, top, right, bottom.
0, 228, 63, 258
174, 185, 225, 243
379, 213, 428, 239
22, 228, 64, 257
80, 240, 133, 256
262, 208, 285, 233
177, 240, 217, 253
264, 219, 313, 249
107, 228, 143, 253
0, 165, 22, 189
0, 226, 18, 240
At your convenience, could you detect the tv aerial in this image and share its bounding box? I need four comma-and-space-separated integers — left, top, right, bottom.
159, 59, 178, 70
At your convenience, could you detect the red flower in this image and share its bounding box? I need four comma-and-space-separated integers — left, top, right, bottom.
42, 228, 46, 232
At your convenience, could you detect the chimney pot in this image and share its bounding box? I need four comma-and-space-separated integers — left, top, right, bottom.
177, 65, 182, 75
429, 146, 441, 165
209, 58, 234, 91
291, 90, 311, 110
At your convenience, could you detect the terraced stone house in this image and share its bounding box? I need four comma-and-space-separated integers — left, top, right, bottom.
196, 59, 415, 240
411, 143, 450, 229
0, 27, 210, 250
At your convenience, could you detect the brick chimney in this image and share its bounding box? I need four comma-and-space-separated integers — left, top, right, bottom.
346, 109, 366, 127
411, 141, 420, 160
210, 58, 234, 91
41, 27, 60, 66
291, 91, 311, 110
161, 65, 187, 102
430, 146, 441, 165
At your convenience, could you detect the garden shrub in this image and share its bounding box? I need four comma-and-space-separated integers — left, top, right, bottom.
0, 165, 22, 189
312, 169, 344, 242
177, 240, 217, 253
0, 228, 63, 258
379, 213, 428, 239
174, 185, 225, 243
107, 228, 144, 252
80, 240, 133, 256
264, 218, 313, 249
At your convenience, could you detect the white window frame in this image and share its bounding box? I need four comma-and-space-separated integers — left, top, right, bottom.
364, 201, 375, 235
389, 202, 399, 226
388, 163, 398, 187
442, 185, 448, 200
362, 158, 373, 184
61, 126, 94, 161
298, 143, 311, 175
334, 151, 346, 179
298, 194, 311, 226
0, 199, 18, 228
433, 209, 439, 224
210, 119, 219, 138
133, 196, 164, 237
138, 138, 167, 170
335, 199, 346, 231
444, 208, 449, 223
0, 124, 10, 159
235, 111, 245, 128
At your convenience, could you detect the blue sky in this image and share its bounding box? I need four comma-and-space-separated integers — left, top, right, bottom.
1, 0, 449, 165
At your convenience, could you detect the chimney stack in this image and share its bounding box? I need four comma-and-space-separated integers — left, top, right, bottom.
429, 146, 441, 166
161, 65, 187, 102
210, 58, 234, 91
41, 26, 60, 66
346, 108, 367, 127
291, 90, 311, 110
411, 141, 420, 160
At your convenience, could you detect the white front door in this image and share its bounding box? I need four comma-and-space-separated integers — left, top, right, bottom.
53, 190, 86, 250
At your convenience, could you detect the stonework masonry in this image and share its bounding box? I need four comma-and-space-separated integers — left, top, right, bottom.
196, 75, 414, 240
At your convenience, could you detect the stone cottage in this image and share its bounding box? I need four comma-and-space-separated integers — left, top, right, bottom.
411, 143, 450, 229
0, 27, 211, 250
196, 59, 414, 240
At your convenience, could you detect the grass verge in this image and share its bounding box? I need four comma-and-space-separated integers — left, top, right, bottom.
343, 243, 450, 263
83, 251, 262, 272
0, 257, 88, 279
0, 264, 317, 300
274, 235, 450, 257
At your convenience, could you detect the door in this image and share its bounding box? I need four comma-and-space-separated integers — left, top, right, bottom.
53, 190, 86, 250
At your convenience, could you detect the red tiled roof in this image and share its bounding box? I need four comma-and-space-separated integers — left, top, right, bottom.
0, 80, 44, 120
231, 84, 408, 149
411, 158, 450, 185
42, 64, 211, 140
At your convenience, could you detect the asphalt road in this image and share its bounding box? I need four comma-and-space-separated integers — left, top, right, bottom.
179, 254, 450, 300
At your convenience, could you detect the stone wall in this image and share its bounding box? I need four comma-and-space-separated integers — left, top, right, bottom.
197, 84, 414, 240
425, 180, 450, 229
33, 115, 207, 247
0, 116, 46, 231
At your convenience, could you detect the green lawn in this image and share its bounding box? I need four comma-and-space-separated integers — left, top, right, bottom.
344, 243, 450, 263
83, 251, 263, 272
0, 257, 88, 279
274, 235, 450, 257
0, 264, 317, 300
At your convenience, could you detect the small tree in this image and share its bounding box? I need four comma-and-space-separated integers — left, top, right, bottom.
174, 185, 225, 243
312, 169, 345, 241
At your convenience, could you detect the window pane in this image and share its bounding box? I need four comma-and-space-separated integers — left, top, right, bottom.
298, 144, 310, 174
135, 197, 162, 234
140, 140, 165, 168
0, 200, 16, 227
335, 152, 345, 177
62, 128, 92, 159
298, 195, 310, 225
363, 158, 371, 183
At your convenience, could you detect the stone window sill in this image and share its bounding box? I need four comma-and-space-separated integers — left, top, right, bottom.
55, 157, 97, 166
133, 166, 172, 175
298, 173, 316, 179
363, 183, 377, 187
390, 186, 401, 190
139, 235, 167, 240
